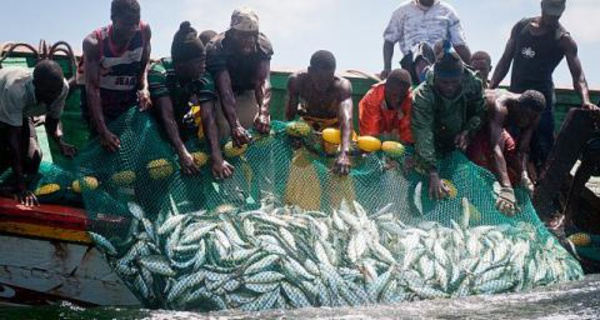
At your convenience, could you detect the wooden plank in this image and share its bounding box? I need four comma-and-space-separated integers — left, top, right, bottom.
0, 235, 88, 281
0, 265, 139, 306
74, 247, 121, 281
0, 222, 91, 243
0, 235, 140, 306
0, 197, 89, 232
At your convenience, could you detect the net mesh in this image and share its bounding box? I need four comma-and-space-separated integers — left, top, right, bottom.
29, 108, 583, 311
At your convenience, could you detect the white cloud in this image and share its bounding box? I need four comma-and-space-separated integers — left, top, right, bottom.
180, 0, 340, 39
562, 0, 600, 44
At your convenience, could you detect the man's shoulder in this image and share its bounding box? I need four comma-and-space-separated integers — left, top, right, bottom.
390, 0, 416, 16
436, 1, 458, 10
335, 75, 352, 90
412, 81, 434, 102
0, 67, 31, 87
289, 70, 308, 82
362, 82, 386, 103
257, 33, 274, 57
462, 67, 483, 90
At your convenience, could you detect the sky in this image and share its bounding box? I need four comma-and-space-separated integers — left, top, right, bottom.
2, 0, 599, 90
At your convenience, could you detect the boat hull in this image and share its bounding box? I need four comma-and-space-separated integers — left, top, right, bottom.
0, 198, 140, 307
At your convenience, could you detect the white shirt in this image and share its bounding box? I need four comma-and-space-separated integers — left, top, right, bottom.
383, 0, 467, 55
0, 67, 68, 127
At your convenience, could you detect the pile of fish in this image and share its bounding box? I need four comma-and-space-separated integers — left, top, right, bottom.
89, 195, 583, 311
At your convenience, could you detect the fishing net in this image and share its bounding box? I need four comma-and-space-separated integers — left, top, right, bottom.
28, 108, 583, 311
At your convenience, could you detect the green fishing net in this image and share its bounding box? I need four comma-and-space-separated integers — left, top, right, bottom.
26, 108, 583, 311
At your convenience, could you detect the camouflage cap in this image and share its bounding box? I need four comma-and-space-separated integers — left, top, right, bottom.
541, 0, 566, 16
230, 7, 259, 32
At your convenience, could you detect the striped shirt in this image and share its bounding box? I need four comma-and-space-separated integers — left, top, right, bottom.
78, 22, 149, 119
383, 0, 467, 55
148, 58, 216, 128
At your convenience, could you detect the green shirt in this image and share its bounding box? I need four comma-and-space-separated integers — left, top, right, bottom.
148, 58, 216, 125
411, 67, 486, 170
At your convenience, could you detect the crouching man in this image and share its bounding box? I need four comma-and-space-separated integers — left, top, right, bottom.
0, 61, 76, 205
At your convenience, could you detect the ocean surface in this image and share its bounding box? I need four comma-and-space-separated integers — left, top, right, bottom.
1, 274, 599, 320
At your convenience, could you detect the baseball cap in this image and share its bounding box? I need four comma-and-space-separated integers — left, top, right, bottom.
230, 7, 259, 32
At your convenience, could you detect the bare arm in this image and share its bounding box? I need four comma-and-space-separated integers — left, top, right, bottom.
284, 74, 300, 121
333, 79, 353, 175
254, 59, 272, 134
137, 25, 153, 110
382, 41, 395, 79
6, 125, 25, 190
44, 117, 77, 158
490, 23, 519, 89
562, 35, 597, 109
83, 34, 120, 152
214, 70, 250, 147
254, 60, 271, 115
44, 116, 63, 143
155, 96, 188, 158
6, 125, 38, 206
454, 44, 471, 65
215, 70, 238, 129
488, 100, 511, 187
83, 35, 107, 135
200, 99, 234, 179
517, 115, 540, 176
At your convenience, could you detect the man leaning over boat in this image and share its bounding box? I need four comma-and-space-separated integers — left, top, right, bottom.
0, 60, 76, 206
284, 50, 354, 175
148, 22, 233, 179
205, 7, 273, 148
467, 89, 546, 215
411, 43, 486, 200
77, 0, 152, 153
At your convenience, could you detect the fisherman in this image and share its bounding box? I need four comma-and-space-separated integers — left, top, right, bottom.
205, 7, 273, 146
284, 50, 354, 175
148, 22, 233, 179
467, 89, 546, 215
359, 69, 414, 144
490, 0, 599, 174
0, 60, 76, 206
78, 0, 152, 153
411, 44, 486, 200
381, 0, 471, 79
470, 51, 492, 88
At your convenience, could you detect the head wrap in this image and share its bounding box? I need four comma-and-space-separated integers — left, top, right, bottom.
171, 21, 205, 63
433, 41, 463, 79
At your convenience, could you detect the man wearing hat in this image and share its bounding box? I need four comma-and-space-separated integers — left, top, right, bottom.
205, 7, 273, 147
148, 21, 233, 179
411, 43, 486, 200
490, 0, 599, 176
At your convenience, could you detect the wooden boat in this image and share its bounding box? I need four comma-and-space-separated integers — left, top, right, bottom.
0, 41, 599, 307
0, 198, 140, 307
